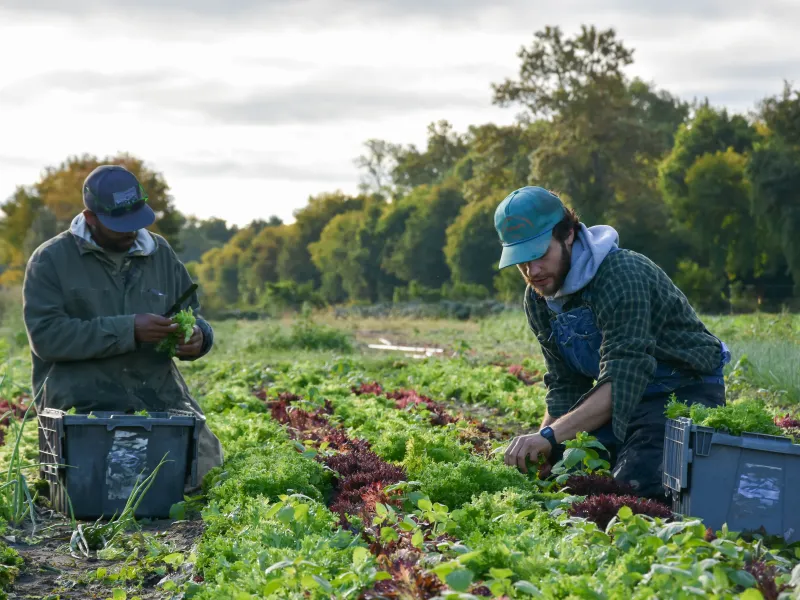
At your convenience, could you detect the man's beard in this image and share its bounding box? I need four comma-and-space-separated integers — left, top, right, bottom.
525, 240, 571, 297
88, 223, 137, 253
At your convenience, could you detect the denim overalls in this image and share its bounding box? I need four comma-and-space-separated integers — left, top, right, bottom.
547, 248, 730, 495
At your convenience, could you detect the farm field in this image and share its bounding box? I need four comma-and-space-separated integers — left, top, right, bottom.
0, 309, 797, 598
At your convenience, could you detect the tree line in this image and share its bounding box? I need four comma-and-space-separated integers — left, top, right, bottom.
2, 25, 799, 315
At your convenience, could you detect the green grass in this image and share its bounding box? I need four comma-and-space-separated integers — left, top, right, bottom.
207, 310, 800, 408
727, 340, 800, 406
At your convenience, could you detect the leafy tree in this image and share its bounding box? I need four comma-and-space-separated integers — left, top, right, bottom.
672, 259, 727, 313
657, 106, 788, 304
193, 223, 268, 310
354, 140, 401, 198
682, 149, 771, 280
0, 187, 43, 283
491, 25, 634, 119
194, 245, 242, 311
380, 180, 466, 288
237, 225, 289, 305
276, 192, 365, 286
494, 265, 527, 304
748, 82, 800, 295
308, 200, 386, 303
444, 197, 500, 289
659, 105, 758, 203
23, 206, 60, 261
455, 122, 544, 204
177, 215, 241, 263
391, 120, 469, 192
493, 25, 687, 227
628, 78, 691, 155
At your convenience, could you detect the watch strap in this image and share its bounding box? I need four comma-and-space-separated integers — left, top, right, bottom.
539, 426, 559, 451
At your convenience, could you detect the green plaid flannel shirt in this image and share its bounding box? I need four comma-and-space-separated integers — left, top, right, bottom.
523, 249, 723, 442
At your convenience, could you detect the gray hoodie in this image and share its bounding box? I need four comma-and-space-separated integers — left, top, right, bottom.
545, 224, 619, 313
69, 213, 156, 256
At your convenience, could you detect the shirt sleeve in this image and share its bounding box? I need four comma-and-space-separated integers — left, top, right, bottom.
592, 266, 657, 442
22, 252, 137, 362
524, 288, 593, 419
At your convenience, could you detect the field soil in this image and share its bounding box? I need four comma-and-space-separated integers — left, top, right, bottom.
7, 510, 204, 600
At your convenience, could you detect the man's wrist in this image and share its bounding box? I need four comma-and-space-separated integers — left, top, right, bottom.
538, 426, 559, 451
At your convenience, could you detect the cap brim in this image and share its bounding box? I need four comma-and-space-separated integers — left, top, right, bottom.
498, 232, 552, 269
96, 204, 156, 233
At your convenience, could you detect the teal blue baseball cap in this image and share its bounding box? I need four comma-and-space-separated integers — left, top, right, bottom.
494, 186, 567, 269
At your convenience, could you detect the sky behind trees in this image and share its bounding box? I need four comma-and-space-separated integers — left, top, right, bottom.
1, 0, 799, 226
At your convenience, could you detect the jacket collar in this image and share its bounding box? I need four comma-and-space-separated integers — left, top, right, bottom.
69, 213, 157, 257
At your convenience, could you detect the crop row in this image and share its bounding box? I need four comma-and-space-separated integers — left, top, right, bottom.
183, 358, 800, 599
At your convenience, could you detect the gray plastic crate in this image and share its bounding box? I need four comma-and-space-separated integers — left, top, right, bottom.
38, 409, 200, 520
663, 417, 800, 542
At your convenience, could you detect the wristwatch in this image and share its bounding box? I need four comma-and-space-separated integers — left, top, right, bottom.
539, 426, 559, 451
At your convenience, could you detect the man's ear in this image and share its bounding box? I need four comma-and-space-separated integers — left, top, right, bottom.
565, 227, 576, 248
83, 210, 97, 226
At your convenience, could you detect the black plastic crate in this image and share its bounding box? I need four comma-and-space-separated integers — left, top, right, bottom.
663, 417, 800, 542
38, 409, 200, 520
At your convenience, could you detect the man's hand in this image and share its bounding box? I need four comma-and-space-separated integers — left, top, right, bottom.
176, 325, 204, 358
134, 314, 178, 343
504, 433, 553, 474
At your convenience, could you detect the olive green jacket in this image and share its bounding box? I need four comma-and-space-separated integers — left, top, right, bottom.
22, 214, 223, 481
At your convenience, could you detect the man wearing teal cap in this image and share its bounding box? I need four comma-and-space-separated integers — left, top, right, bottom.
496, 186, 729, 500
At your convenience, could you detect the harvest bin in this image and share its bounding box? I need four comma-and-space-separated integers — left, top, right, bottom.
38, 409, 200, 520
663, 416, 800, 543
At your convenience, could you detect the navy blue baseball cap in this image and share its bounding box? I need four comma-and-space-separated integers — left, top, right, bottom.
494, 186, 567, 269
82, 165, 156, 233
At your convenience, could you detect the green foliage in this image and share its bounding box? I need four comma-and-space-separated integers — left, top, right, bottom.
0, 539, 23, 591
444, 197, 500, 289
194, 496, 373, 599
391, 120, 469, 192
278, 192, 366, 287
747, 93, 800, 295
155, 308, 196, 357
249, 315, 354, 354
413, 456, 532, 510
673, 259, 727, 312
379, 180, 466, 289
177, 216, 241, 264
203, 433, 333, 511
308, 200, 386, 303
260, 280, 325, 315
665, 397, 783, 436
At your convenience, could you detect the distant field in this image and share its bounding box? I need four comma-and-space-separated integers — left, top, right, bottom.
206, 309, 800, 405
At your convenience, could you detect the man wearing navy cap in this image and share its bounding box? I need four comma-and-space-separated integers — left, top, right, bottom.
497, 186, 728, 500
22, 164, 223, 487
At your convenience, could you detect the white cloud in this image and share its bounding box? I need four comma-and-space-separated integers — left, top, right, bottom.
1, 1, 799, 226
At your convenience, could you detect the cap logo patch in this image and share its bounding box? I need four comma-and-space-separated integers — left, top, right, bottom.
501, 215, 534, 242
112, 186, 138, 206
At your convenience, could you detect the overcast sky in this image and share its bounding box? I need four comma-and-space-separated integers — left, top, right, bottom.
1, 1, 798, 227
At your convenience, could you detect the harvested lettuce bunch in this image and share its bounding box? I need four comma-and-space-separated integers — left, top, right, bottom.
156, 308, 196, 357
665, 397, 782, 437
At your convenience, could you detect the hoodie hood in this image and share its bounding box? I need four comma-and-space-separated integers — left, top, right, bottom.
545, 223, 619, 313
69, 213, 157, 256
